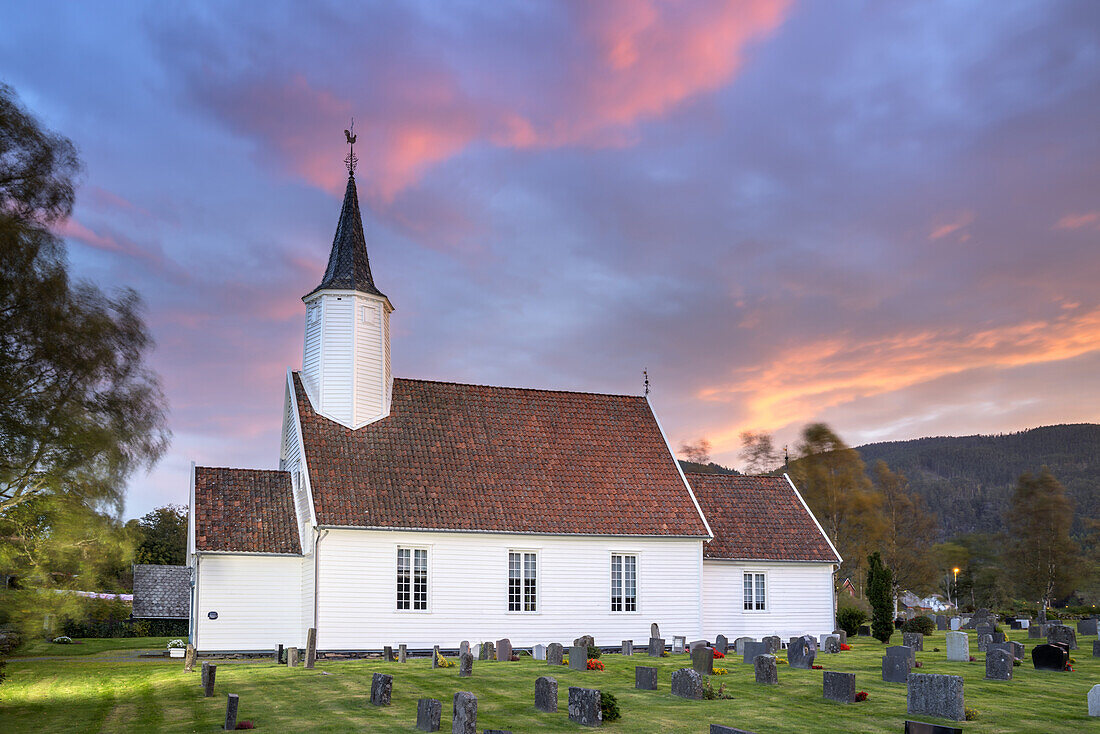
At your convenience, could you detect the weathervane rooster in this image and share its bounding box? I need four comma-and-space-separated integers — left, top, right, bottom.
344, 119, 358, 174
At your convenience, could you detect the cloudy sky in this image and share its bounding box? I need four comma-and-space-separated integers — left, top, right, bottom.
4, 1, 1099, 518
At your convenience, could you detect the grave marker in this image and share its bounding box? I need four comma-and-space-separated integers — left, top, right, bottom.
569, 645, 588, 671
399, 643, 408, 663
788, 636, 816, 669
734, 636, 754, 655
547, 643, 564, 666
1047, 625, 1077, 650
535, 676, 558, 713
715, 634, 728, 654
452, 691, 477, 734
754, 654, 778, 685
533, 644, 547, 660
902, 632, 923, 651
1089, 684, 1100, 717
459, 652, 473, 677
742, 641, 768, 664
432, 645, 441, 668
671, 667, 704, 698
1077, 618, 1098, 636
416, 698, 442, 732
903, 721, 962, 734
621, 640, 633, 656
672, 635, 686, 653
1032, 643, 1069, 671
945, 632, 969, 662
647, 637, 664, 657
496, 638, 512, 661
202, 662, 217, 697
762, 636, 780, 654
370, 673, 393, 706
305, 627, 317, 669
906, 673, 965, 721
287, 647, 299, 667
223, 693, 239, 731
183, 643, 196, 672
692, 645, 714, 675
823, 670, 855, 703
568, 686, 602, 726
977, 633, 992, 652
985, 648, 1012, 680
635, 666, 658, 690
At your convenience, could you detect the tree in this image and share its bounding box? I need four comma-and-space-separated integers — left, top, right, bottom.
866, 551, 894, 643
739, 430, 780, 474
131, 504, 187, 566
873, 460, 938, 596
0, 83, 169, 517
679, 438, 711, 465
1004, 469, 1081, 615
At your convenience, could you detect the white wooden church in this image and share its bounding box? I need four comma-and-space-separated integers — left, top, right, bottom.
186, 161, 841, 652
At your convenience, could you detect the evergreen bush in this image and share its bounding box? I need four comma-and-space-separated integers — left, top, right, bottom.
867, 552, 894, 643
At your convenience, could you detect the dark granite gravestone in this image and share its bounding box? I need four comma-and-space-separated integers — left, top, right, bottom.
754, 654, 778, 685
832, 629, 848, 645
977, 633, 993, 652
1078, 618, 1098, 636
858, 625, 871, 636
647, 637, 664, 657
276, 644, 283, 663
384, 645, 393, 661
568, 687, 602, 726
988, 641, 1024, 660
1028, 624, 1047, 639
223, 693, 239, 732
672, 667, 704, 698
975, 623, 994, 638
480, 641, 493, 660
548, 643, 564, 665
882, 649, 913, 683
432, 645, 441, 668
370, 673, 393, 706
710, 727, 756, 734
183, 643, 196, 672
762, 636, 781, 654
1093, 639, 1100, 658
823, 670, 855, 703
399, 644, 408, 663
202, 662, 217, 697
416, 698, 442, 732
636, 666, 658, 690
902, 632, 924, 652
1010, 619, 1023, 630
569, 645, 588, 671
906, 673, 965, 721
904, 721, 963, 734
734, 637, 754, 654
743, 641, 768, 664
287, 647, 299, 667
822, 635, 840, 654
985, 648, 1012, 680
788, 636, 816, 669
535, 676, 558, 713
1032, 643, 1069, 671
651, 623, 660, 638
305, 627, 317, 669
459, 652, 473, 677
496, 639, 512, 661
787, 636, 800, 650
887, 644, 915, 664
1047, 625, 1078, 650
992, 632, 1006, 643
621, 640, 633, 656
452, 692, 477, 734
691, 645, 714, 675
715, 634, 728, 654
936, 615, 948, 631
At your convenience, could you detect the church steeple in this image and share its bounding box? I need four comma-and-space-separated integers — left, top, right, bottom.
305, 173, 386, 300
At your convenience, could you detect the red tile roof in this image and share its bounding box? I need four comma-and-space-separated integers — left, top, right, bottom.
686, 473, 840, 562
194, 467, 300, 554
294, 373, 710, 537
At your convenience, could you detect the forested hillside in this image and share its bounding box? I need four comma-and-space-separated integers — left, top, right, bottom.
855, 424, 1100, 539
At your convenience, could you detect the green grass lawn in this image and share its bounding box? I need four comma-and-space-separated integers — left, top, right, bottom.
1, 630, 1096, 733
11, 637, 175, 658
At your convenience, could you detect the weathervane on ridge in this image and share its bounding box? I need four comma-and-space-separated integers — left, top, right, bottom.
344, 118, 358, 175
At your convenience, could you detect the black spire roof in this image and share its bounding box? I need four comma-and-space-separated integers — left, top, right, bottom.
305, 173, 387, 300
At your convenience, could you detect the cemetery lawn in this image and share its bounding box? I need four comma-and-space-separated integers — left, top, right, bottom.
11, 637, 174, 657
1, 630, 1096, 733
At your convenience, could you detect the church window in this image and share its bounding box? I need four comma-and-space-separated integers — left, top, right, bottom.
508, 551, 538, 612
744, 572, 767, 611
397, 547, 428, 611
610, 553, 637, 612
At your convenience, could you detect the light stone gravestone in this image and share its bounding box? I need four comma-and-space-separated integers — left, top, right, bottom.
416, 698, 442, 732
533, 644, 547, 660
715, 634, 728, 655
496, 638, 512, 661
651, 623, 660, 638
223, 693, 239, 732
568, 686, 602, 727
902, 632, 924, 652
452, 691, 477, 734
183, 643, 196, 672
823, 670, 855, 703
621, 640, 633, 656
672, 635, 686, 653
287, 647, 299, 667
754, 654, 778, 685
906, 673, 965, 721
399, 644, 408, 663
1047, 625, 1077, 650
762, 636, 781, 654
945, 632, 969, 662
985, 648, 1012, 680
743, 641, 768, 665
459, 641, 470, 657
459, 652, 473, 677
832, 629, 848, 645
370, 673, 393, 706
305, 627, 317, 669
635, 666, 658, 690
691, 645, 714, 675
671, 667, 704, 698
1020, 619, 1030, 629
949, 618, 962, 631
647, 638, 664, 657
977, 633, 992, 653
569, 645, 588, 671
535, 676, 558, 713
788, 636, 816, 669
547, 643, 564, 665
734, 636, 754, 655
1089, 684, 1100, 717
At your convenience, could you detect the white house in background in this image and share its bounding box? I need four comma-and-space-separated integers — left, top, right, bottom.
186, 160, 840, 653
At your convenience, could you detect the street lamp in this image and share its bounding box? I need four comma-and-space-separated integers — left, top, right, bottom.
952, 568, 960, 609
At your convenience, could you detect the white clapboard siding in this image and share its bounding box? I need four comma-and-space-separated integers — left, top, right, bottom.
315, 529, 704, 649
353, 298, 384, 421
702, 560, 835, 639
301, 551, 315, 632
302, 301, 322, 397
319, 296, 354, 425
194, 554, 305, 651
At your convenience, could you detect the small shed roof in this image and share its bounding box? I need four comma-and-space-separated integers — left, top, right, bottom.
132, 564, 190, 619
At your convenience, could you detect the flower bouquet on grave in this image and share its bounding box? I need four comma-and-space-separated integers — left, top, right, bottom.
436, 654, 455, 668
839, 643, 851, 651
712, 667, 728, 675
712, 649, 724, 658
854, 691, 868, 702
811, 664, 823, 670
586, 659, 605, 671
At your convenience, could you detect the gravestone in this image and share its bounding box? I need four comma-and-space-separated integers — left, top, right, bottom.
533, 644, 547, 660
906, 673, 965, 721
452, 692, 477, 734
416, 698, 442, 732
568, 686, 602, 727
715, 634, 728, 654
692, 645, 714, 675
1089, 684, 1100, 717
935, 615, 948, 631
904, 720, 963, 734
569, 645, 588, 671
734, 637, 754, 655
689, 639, 709, 654
743, 641, 768, 664
384, 645, 393, 661
202, 662, 217, 697
1094, 640, 1100, 658
988, 641, 1024, 660
859, 625, 872, 636
671, 667, 704, 698
399, 644, 408, 663
305, 627, 317, 669
287, 647, 299, 667
833, 629, 847, 644
975, 623, 994, 638
183, 643, 196, 672
647, 637, 664, 657
479, 641, 493, 661
823, 670, 855, 703
535, 676, 558, 713
574, 635, 595, 649
1078, 618, 1098, 636
1028, 624, 1047, 639
949, 618, 961, 631
635, 666, 658, 690
1047, 625, 1077, 650
882, 651, 912, 683
1032, 643, 1069, 671
788, 636, 816, 669
1038, 608, 1046, 624
460, 640, 470, 657
888, 644, 916, 665
651, 623, 660, 638
370, 673, 393, 706
991, 632, 1006, 644
621, 640, 633, 656
754, 654, 778, 685
672, 635, 686, 653
276, 644, 283, 664
432, 645, 441, 668
547, 643, 564, 665
496, 638, 512, 661
902, 632, 924, 652
223, 693, 239, 731
459, 652, 473, 677
977, 633, 992, 652
822, 635, 840, 654
945, 632, 969, 662
985, 648, 1012, 680
762, 636, 781, 654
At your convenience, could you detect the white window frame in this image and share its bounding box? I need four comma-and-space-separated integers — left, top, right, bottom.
743, 570, 768, 613
506, 549, 540, 614
609, 552, 640, 614
395, 545, 431, 613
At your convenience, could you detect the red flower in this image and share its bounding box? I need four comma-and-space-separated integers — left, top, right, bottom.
713, 649, 725, 658
811, 664, 823, 670
839, 643, 851, 651
586, 659, 605, 671
855, 691, 868, 702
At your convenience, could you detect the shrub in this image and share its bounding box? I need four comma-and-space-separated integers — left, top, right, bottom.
836, 607, 868, 637
866, 552, 894, 643
166, 639, 186, 649
599, 691, 621, 721
586, 659, 605, 671
586, 645, 601, 660
900, 616, 935, 636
